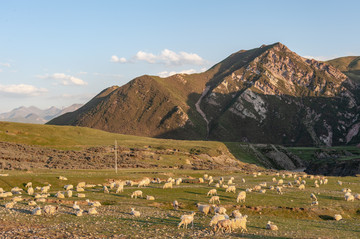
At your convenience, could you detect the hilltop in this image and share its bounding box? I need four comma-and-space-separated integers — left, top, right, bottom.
48, 43, 360, 146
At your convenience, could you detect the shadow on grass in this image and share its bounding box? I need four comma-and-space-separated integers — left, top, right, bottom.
319, 214, 334, 220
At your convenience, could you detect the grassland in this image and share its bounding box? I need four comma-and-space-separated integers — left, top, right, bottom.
0, 169, 359, 238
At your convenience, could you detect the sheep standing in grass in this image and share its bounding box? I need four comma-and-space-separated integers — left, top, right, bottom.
88, 207, 98, 215
173, 200, 179, 210
76, 209, 83, 216
207, 189, 217, 196
86, 199, 101, 207
116, 184, 124, 193
207, 195, 219, 204
226, 186, 236, 193
199, 178, 204, 183
278, 179, 284, 185
212, 205, 227, 215
209, 213, 228, 227
208, 179, 214, 185
178, 212, 196, 229
231, 215, 248, 232
72, 201, 80, 210
298, 184, 305, 190
355, 194, 360, 200
130, 208, 141, 217
310, 193, 317, 201
146, 195, 155, 200
196, 203, 211, 215
25, 182, 32, 188
138, 178, 151, 188
345, 194, 355, 202
334, 214, 342, 221
27, 187, 34, 196
66, 190, 73, 198
5, 201, 16, 209
55, 191, 65, 199
77, 182, 86, 188
213, 219, 232, 233
43, 205, 58, 215
311, 201, 319, 206
231, 210, 242, 218
131, 190, 143, 199
32, 207, 42, 215
103, 186, 109, 194
163, 182, 173, 189
266, 221, 278, 231
28, 200, 37, 206
241, 178, 246, 183
237, 191, 246, 203
175, 178, 182, 186
63, 185, 73, 191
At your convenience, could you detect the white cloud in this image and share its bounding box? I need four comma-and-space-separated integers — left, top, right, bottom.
0, 84, 47, 96
39, 73, 87, 86
302, 55, 339, 61
157, 68, 205, 78
0, 62, 11, 67
110, 55, 127, 63
112, 49, 207, 66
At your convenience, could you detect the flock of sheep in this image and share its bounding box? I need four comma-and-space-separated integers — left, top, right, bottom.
0, 171, 359, 236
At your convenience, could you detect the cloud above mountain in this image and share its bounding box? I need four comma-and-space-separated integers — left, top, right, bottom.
111, 49, 207, 66
0, 84, 47, 96
38, 73, 88, 86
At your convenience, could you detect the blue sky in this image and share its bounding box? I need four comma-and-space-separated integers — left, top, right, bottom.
0, 0, 359, 112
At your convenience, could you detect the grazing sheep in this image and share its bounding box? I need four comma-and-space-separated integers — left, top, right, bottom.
315, 183, 319, 188
163, 182, 173, 189
245, 188, 252, 193
146, 195, 155, 200
36, 198, 46, 203
209, 213, 228, 227
259, 189, 266, 194
109, 182, 116, 189
311, 201, 319, 206
43, 205, 58, 215
226, 186, 236, 193
213, 219, 232, 233
338, 180, 343, 186
64, 185, 73, 191
116, 185, 124, 193
298, 184, 305, 190
269, 186, 275, 191
175, 178, 182, 185
259, 182, 267, 187
11, 187, 23, 194
130, 208, 141, 217
55, 191, 65, 199
345, 194, 355, 202
237, 191, 246, 203
342, 188, 351, 193
59, 176, 68, 180
231, 215, 248, 232
231, 210, 242, 218
215, 183, 220, 188
209, 196, 220, 204
12, 196, 23, 202
32, 207, 42, 215
66, 190, 73, 198
334, 214, 342, 221
173, 200, 179, 210
131, 190, 143, 199
196, 203, 211, 215
354, 194, 360, 200
212, 205, 227, 215
253, 185, 261, 191
272, 177, 277, 182
77, 182, 86, 188
310, 193, 317, 201
76, 187, 85, 192
207, 189, 217, 196
25, 182, 32, 188
241, 178, 246, 183
208, 179, 214, 185
103, 186, 109, 194
227, 179, 233, 185
28, 200, 37, 206
88, 207, 98, 215
199, 178, 204, 183
178, 212, 196, 229
203, 174, 209, 180
77, 193, 86, 198
86, 199, 101, 207
278, 179, 284, 185
288, 182, 293, 187
76, 209, 83, 216
266, 221, 278, 231
323, 179, 328, 184
221, 184, 229, 189
138, 178, 151, 187
72, 201, 80, 210
301, 180, 307, 185
126, 180, 135, 186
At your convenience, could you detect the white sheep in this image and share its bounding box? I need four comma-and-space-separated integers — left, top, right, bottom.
86, 199, 101, 207
355, 194, 360, 200
231, 215, 248, 232
131, 190, 143, 199
298, 184, 305, 190
215, 183, 220, 188
345, 194, 355, 202
278, 179, 284, 185
212, 205, 227, 215
227, 179, 233, 185
103, 186, 109, 194
213, 219, 232, 233
231, 210, 242, 218
88, 207, 98, 215
203, 174, 209, 180
146, 195, 155, 200
178, 212, 196, 229
163, 182, 173, 189
72, 201, 80, 210
130, 208, 141, 217
241, 178, 246, 183
209, 196, 220, 204
334, 214, 342, 221
196, 203, 211, 215
5, 201, 16, 209
173, 200, 179, 210
138, 178, 151, 187
32, 207, 42, 215
253, 185, 261, 191
66, 190, 73, 198
236, 191, 246, 203
207, 189, 217, 196
77, 193, 86, 198
59, 176, 68, 180
226, 186, 236, 193
208, 179, 214, 185
272, 177, 277, 182
76, 187, 85, 192
175, 178, 182, 185
259, 182, 267, 187
310, 193, 317, 201
28, 200, 37, 206
55, 191, 65, 199
311, 201, 319, 206
63, 185, 73, 191
199, 178, 204, 183
25, 182, 32, 188
116, 185, 124, 193
266, 221, 278, 231
77, 182, 86, 188
76, 209, 83, 216
209, 213, 228, 227
338, 180, 342, 186
43, 205, 58, 215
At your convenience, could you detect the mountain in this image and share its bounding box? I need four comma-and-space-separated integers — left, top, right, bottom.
48, 43, 360, 146
0, 104, 83, 124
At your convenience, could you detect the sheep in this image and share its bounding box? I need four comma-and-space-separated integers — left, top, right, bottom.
103, 186, 109, 194
231, 210, 242, 218
11, 187, 23, 194
209, 213, 228, 227
345, 194, 355, 202
245, 188, 252, 193
32, 207, 42, 215
41, 184, 51, 193
287, 182, 293, 187
212, 205, 227, 215
12, 196, 23, 202
231, 215, 248, 232
253, 185, 261, 191
77, 193, 86, 198
208, 176, 213, 181
88, 207, 98, 215
163, 182, 173, 189
272, 177, 277, 182
109, 182, 117, 189
28, 200, 37, 206
338, 180, 342, 186
342, 188, 351, 193
311, 201, 319, 206
138, 178, 151, 187
237, 191, 246, 203
334, 214, 342, 221
58, 176, 68, 180
207, 189, 217, 196
146, 195, 155, 200
227, 179, 233, 185
126, 180, 135, 186
213, 219, 232, 233
86, 199, 101, 207
277, 179, 284, 185
209, 196, 221, 204
259, 182, 267, 187
76, 187, 85, 192
178, 212, 196, 229
310, 193, 317, 201
130, 208, 141, 217
5, 201, 16, 209
55, 191, 65, 199
175, 178, 182, 186
72, 201, 80, 210
131, 190, 143, 199
241, 178, 246, 183
208, 179, 214, 185
43, 205, 58, 215
203, 174, 209, 180
259, 189, 266, 194
301, 180, 307, 185
298, 184, 305, 190
173, 200, 179, 210
266, 221, 278, 231
269, 185, 275, 191
226, 186, 236, 193
77, 182, 86, 188
36, 198, 46, 203
199, 178, 204, 183
116, 185, 124, 193
64, 185, 73, 191
76, 209, 84, 216
355, 194, 360, 200
323, 179, 328, 184
25, 182, 32, 188
66, 190, 73, 198
215, 183, 220, 188
196, 203, 211, 215
222, 184, 229, 189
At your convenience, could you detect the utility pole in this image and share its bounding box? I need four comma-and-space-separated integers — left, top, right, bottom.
115, 140, 118, 174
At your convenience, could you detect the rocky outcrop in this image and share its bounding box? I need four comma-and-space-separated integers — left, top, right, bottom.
305, 158, 360, 176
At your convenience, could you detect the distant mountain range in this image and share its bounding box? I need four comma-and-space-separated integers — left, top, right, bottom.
48, 43, 360, 146
0, 104, 83, 124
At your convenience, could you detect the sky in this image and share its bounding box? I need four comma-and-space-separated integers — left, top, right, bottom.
1, 0, 360, 112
